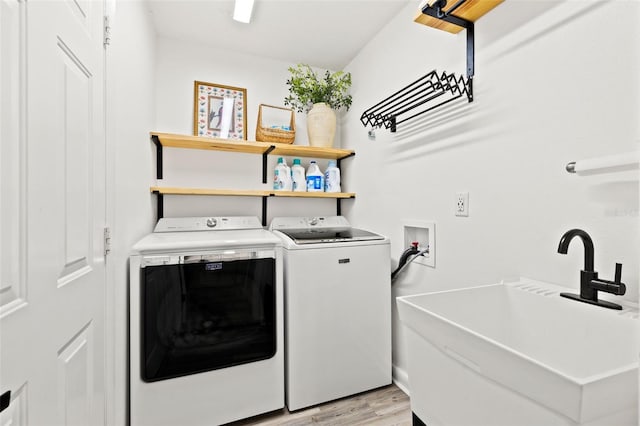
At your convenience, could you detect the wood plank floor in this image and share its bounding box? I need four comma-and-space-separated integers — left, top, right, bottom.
228, 385, 411, 426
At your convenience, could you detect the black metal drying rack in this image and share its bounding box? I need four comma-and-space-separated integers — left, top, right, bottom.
360, 0, 475, 133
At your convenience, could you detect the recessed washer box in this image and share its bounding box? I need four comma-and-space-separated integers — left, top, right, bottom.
403, 221, 435, 268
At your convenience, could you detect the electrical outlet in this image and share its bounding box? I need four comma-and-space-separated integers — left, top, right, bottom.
456, 192, 469, 217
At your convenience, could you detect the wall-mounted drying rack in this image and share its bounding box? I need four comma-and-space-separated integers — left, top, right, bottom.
360, 70, 471, 132
360, 0, 503, 133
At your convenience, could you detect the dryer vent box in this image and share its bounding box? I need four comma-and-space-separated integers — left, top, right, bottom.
403, 221, 435, 268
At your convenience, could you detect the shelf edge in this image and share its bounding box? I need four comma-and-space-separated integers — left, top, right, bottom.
151, 186, 356, 199
150, 131, 355, 159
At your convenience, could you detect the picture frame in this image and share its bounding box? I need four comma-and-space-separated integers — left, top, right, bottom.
193, 81, 247, 140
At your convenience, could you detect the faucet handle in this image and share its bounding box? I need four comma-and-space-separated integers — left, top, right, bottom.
615, 263, 622, 283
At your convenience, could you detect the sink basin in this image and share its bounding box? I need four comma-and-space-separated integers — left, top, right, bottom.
397, 278, 639, 426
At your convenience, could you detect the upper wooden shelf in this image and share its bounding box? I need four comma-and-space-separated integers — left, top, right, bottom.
150, 132, 355, 160
414, 0, 503, 34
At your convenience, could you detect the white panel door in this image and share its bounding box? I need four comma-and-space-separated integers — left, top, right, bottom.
0, 0, 106, 424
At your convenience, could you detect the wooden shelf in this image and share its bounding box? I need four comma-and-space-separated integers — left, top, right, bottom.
414, 0, 503, 34
270, 145, 354, 160
273, 191, 355, 199
149, 132, 357, 224
151, 186, 355, 199
150, 131, 355, 160
151, 187, 271, 197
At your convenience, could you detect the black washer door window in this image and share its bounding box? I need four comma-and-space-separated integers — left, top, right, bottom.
141, 257, 276, 382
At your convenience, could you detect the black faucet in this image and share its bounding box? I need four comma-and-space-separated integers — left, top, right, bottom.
557, 229, 626, 310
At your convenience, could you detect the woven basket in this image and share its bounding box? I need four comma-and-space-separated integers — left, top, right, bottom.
255, 104, 295, 144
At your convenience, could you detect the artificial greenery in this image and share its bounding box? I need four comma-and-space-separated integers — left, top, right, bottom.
284, 64, 352, 113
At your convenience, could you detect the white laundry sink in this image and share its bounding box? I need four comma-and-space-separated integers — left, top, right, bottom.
397, 278, 639, 426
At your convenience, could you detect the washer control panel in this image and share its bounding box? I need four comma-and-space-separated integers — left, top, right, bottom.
154, 216, 262, 232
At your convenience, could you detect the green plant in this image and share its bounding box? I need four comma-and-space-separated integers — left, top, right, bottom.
284, 64, 352, 113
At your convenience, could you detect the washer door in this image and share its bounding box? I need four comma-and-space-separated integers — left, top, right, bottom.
139, 251, 276, 382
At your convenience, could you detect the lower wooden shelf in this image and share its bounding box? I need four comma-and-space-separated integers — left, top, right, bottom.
274, 191, 355, 199
150, 186, 356, 225
151, 186, 355, 198
151, 187, 271, 197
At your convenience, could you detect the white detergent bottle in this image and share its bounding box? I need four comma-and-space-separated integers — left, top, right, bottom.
306, 160, 324, 192
291, 159, 306, 192
274, 157, 288, 191
282, 158, 292, 191
324, 160, 341, 193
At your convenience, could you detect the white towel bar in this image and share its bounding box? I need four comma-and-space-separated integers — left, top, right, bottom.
566, 152, 640, 175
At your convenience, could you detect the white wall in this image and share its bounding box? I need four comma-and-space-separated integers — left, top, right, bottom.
146, 0, 638, 399
341, 0, 639, 389
153, 37, 343, 222
106, 1, 157, 423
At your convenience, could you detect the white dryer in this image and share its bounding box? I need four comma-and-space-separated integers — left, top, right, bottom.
269, 216, 391, 411
129, 216, 283, 426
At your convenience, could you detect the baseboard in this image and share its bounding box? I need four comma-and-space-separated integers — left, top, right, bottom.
392, 364, 410, 396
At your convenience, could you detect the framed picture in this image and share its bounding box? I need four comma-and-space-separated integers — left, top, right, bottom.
193, 81, 247, 140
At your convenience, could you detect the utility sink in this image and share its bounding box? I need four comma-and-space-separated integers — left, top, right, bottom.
397, 278, 639, 426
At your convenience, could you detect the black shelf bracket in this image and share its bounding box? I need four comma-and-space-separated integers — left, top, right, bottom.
151, 135, 163, 179
360, 0, 474, 132
261, 194, 277, 227
336, 152, 356, 170
422, 0, 475, 84
153, 190, 164, 220
262, 145, 276, 183
262, 195, 268, 226
336, 194, 356, 216
336, 153, 355, 216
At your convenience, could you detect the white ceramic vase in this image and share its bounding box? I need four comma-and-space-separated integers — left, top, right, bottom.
307, 102, 336, 148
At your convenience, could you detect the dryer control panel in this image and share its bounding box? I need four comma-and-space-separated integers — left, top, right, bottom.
269, 216, 350, 231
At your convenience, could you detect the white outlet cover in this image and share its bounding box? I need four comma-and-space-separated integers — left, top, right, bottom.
456, 192, 469, 217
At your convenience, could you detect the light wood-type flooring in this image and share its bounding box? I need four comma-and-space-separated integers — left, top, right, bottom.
228, 385, 411, 426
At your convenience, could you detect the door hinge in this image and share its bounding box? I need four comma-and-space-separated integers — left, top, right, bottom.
104, 227, 111, 256
103, 15, 112, 47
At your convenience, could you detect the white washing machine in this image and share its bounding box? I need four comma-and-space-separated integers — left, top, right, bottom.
269, 216, 391, 411
129, 216, 283, 426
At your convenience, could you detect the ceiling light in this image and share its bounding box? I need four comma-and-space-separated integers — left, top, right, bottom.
233, 0, 255, 23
